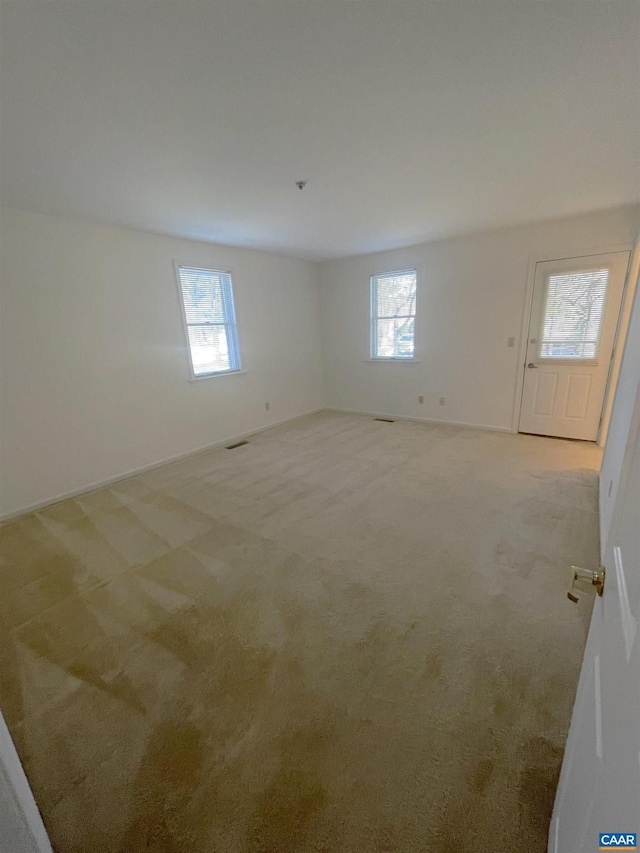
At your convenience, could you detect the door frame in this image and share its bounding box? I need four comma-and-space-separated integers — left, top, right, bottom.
0, 710, 53, 852
511, 243, 634, 441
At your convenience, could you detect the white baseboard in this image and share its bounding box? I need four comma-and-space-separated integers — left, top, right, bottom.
0, 407, 324, 523
1, 406, 513, 523
326, 406, 513, 434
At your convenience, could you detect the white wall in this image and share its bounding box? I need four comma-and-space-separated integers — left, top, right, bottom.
0, 208, 323, 518
2, 204, 638, 520
319, 205, 639, 431
599, 236, 640, 553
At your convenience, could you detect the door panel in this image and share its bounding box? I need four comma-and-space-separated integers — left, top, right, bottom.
534, 372, 558, 415
520, 252, 629, 440
551, 610, 603, 853
549, 380, 640, 852
564, 374, 591, 420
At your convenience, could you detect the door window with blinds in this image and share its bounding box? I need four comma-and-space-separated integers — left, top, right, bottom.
176, 265, 241, 377
370, 269, 417, 359
538, 268, 609, 361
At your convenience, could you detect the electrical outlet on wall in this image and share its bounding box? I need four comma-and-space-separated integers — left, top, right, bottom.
418, 395, 424, 404
507, 336, 515, 348
265, 402, 270, 412
439, 397, 445, 406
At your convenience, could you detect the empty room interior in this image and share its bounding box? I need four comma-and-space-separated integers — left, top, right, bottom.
1, 2, 639, 852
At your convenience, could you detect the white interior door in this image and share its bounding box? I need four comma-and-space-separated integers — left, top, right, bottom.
549, 379, 640, 853
519, 252, 629, 440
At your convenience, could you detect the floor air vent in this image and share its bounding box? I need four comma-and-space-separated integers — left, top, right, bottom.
226, 440, 249, 450
374, 418, 395, 423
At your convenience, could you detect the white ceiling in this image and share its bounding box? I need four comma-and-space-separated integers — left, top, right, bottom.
1, 1, 639, 261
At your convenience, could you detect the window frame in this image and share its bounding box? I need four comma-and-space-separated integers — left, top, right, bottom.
174, 262, 243, 380
369, 268, 418, 361
536, 264, 611, 366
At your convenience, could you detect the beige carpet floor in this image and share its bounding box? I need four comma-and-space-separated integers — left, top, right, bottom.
0, 411, 601, 852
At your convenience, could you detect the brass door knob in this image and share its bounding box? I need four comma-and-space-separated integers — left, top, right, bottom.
567, 566, 606, 602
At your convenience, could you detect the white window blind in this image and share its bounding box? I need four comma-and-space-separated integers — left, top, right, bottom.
177, 266, 241, 377
539, 268, 609, 360
370, 269, 417, 359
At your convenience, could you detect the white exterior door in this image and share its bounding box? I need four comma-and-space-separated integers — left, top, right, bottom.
549, 380, 640, 853
519, 252, 629, 440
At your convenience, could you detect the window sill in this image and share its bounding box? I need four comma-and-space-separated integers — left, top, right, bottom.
365, 359, 421, 364
536, 359, 599, 367
189, 370, 247, 382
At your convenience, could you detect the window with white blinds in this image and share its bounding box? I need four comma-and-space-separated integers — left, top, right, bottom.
539, 268, 609, 360
370, 269, 417, 359
176, 266, 241, 377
